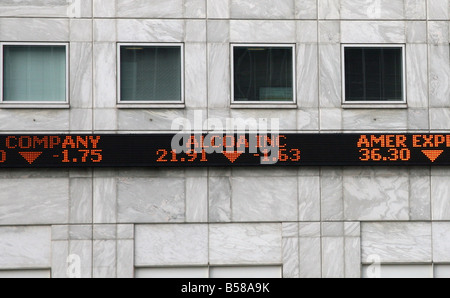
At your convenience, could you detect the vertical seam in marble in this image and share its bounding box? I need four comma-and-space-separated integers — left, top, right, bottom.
91, 5, 95, 134
319, 168, 323, 220
207, 224, 211, 268
320, 228, 324, 278
317, 1, 321, 129
297, 234, 301, 277
297, 223, 301, 277
205, 0, 211, 258
430, 172, 435, 220
91, 0, 95, 277
403, 0, 406, 21
280, 229, 283, 277
297, 173, 300, 223
133, 224, 137, 274
204, 0, 209, 227
319, 170, 323, 278
426, 0, 431, 130
90, 176, 94, 277
90, 0, 95, 276
339, 0, 342, 20
68, 178, 72, 225
114, 10, 119, 131
205, 0, 209, 143
428, 167, 432, 220
184, 177, 187, 222
408, 167, 412, 219
294, 2, 298, 134
339, 16, 343, 130
296, 173, 300, 222
357, 222, 362, 277
115, 227, 118, 278
132, 224, 135, 278
341, 234, 345, 278
343, 171, 348, 221
431, 221, 434, 264
340, 168, 344, 221
91, 1, 95, 278
115, 177, 119, 224
91, 3, 95, 134
229, 177, 234, 221
68, 237, 72, 278
207, 177, 210, 267
403, 1, 407, 40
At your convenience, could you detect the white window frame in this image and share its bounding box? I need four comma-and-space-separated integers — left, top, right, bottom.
0, 42, 70, 108
231, 43, 297, 108
362, 264, 450, 279
117, 43, 185, 109
135, 265, 283, 279
0, 269, 51, 278
341, 44, 407, 108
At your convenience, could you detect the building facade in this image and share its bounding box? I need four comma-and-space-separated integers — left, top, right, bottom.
0, 0, 449, 278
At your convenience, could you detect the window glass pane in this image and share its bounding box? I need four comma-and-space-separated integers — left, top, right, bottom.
344, 47, 403, 102
0, 269, 51, 278
362, 265, 432, 278
135, 267, 209, 278
209, 266, 282, 278
135, 266, 282, 278
120, 46, 182, 102
233, 47, 293, 102
434, 265, 450, 278
3, 45, 66, 102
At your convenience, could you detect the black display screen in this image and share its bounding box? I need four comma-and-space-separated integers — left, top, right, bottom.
0, 133, 449, 167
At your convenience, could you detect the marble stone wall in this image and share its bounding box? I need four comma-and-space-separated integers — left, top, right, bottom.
0, 0, 449, 278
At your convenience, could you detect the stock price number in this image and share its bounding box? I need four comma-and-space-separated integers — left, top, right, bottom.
156, 149, 208, 163
359, 148, 411, 162
274, 148, 301, 162
61, 149, 103, 163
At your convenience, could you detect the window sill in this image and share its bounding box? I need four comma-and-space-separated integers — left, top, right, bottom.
117, 103, 185, 109
230, 103, 298, 109
342, 103, 408, 109
0, 103, 70, 109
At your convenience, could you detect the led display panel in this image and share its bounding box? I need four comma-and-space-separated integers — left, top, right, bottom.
0, 134, 448, 167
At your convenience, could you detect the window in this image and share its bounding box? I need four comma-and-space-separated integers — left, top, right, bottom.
342, 45, 406, 104
118, 43, 184, 104
232, 44, 295, 104
1, 43, 68, 105
135, 267, 209, 278
0, 269, 51, 278
135, 266, 282, 278
434, 265, 450, 278
209, 266, 282, 278
362, 264, 433, 278
362, 264, 450, 278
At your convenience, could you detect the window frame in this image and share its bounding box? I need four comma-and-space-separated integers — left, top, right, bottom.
0, 42, 70, 108
230, 43, 297, 108
341, 44, 407, 107
116, 42, 185, 108
362, 264, 450, 278
135, 265, 283, 278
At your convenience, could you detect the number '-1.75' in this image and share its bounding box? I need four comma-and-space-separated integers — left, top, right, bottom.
62, 149, 103, 163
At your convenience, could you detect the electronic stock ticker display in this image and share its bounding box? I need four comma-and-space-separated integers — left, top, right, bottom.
0, 134, 449, 168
